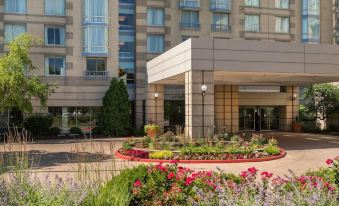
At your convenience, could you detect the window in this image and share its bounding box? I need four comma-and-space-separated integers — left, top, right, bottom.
147, 8, 164, 26
83, 0, 108, 23
212, 13, 229, 31
245, 0, 260, 7
210, 0, 231, 10
245, 15, 260, 32
275, 17, 289, 33
275, 0, 289, 9
45, 27, 65, 45
45, 57, 65, 76
4, 24, 26, 42
147, 35, 164, 53
302, 0, 320, 43
45, 0, 65, 16
83, 26, 108, 53
5, 0, 26, 13
86, 58, 106, 71
181, 11, 200, 28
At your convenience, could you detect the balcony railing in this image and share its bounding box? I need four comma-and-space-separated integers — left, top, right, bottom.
179, 0, 200, 10
211, 24, 231, 32
210, 0, 231, 12
85, 71, 109, 80
180, 22, 200, 30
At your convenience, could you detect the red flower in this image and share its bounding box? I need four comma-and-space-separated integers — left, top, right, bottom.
185, 177, 195, 186
167, 172, 175, 180
326, 159, 334, 165
133, 180, 142, 187
261, 171, 273, 179
240, 171, 248, 178
248, 167, 258, 174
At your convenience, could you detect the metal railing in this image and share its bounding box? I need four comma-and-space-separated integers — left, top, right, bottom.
85, 71, 109, 80
179, 0, 200, 9
180, 22, 200, 30
210, 0, 231, 12
211, 24, 231, 32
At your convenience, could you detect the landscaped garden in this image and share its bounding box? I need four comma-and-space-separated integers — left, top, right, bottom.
116, 124, 285, 163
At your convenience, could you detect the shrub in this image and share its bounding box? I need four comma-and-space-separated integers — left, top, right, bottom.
23, 115, 52, 135
264, 145, 280, 155
69, 127, 82, 135
250, 134, 268, 145
230, 135, 241, 142
49, 127, 60, 136
82, 165, 148, 206
91, 127, 102, 135
98, 78, 131, 136
149, 150, 174, 159
132, 128, 145, 136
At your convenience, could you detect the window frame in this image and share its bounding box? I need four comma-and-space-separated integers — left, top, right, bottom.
147, 34, 165, 54
44, 0, 66, 16
45, 26, 66, 46
244, 0, 260, 7
4, 23, 27, 43
244, 15, 260, 32
147, 7, 165, 27
275, 16, 290, 33
4, 0, 27, 14
45, 56, 66, 76
86, 58, 107, 72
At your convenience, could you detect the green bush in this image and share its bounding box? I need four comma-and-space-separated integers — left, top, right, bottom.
264, 145, 280, 155
82, 165, 148, 206
23, 115, 53, 135
98, 78, 131, 136
132, 128, 145, 136
149, 150, 174, 159
69, 127, 82, 135
91, 127, 102, 135
49, 127, 60, 136
230, 135, 241, 142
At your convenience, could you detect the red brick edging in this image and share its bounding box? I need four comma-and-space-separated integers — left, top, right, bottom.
115, 149, 286, 164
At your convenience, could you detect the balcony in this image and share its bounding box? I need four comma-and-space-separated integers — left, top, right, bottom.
180, 22, 200, 30
210, 0, 231, 12
85, 71, 109, 80
179, 0, 200, 10
211, 24, 231, 32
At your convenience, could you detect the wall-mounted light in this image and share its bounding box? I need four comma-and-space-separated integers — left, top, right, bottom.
201, 84, 208, 96
154, 93, 159, 100
292, 94, 297, 101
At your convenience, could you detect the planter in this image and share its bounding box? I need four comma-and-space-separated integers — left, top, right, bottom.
292, 122, 303, 133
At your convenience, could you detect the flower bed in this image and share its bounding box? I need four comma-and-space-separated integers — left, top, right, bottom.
117, 132, 286, 163
84, 157, 339, 206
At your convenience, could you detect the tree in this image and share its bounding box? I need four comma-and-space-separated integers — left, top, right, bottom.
99, 78, 131, 136
0, 34, 53, 115
304, 83, 339, 123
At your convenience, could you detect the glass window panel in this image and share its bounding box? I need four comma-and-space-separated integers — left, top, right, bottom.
45, 57, 65, 76
5, 0, 26, 13
147, 8, 164, 26
45, 0, 65, 16
275, 17, 289, 33
86, 58, 106, 71
4, 24, 26, 42
147, 35, 164, 53
275, 0, 289, 9
83, 26, 108, 53
83, 0, 108, 23
245, 15, 260, 32
245, 0, 260, 7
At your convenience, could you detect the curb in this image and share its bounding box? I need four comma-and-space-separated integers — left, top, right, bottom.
115, 149, 286, 164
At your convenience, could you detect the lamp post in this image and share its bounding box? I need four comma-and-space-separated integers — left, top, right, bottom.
201, 85, 208, 136
154, 93, 159, 124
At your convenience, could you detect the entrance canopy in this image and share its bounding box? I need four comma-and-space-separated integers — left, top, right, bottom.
147, 38, 339, 85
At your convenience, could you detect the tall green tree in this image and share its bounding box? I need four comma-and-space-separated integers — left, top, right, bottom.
0, 34, 53, 114
99, 78, 131, 136
304, 83, 339, 122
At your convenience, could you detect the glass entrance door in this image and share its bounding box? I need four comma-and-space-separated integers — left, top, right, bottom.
240, 106, 279, 131
239, 107, 255, 131
260, 107, 279, 131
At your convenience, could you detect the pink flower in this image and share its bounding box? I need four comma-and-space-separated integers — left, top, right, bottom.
170, 160, 179, 164
248, 167, 258, 174
206, 171, 212, 177
240, 171, 248, 178
261, 171, 273, 179
326, 159, 334, 165
185, 177, 195, 186
167, 172, 175, 180
133, 180, 142, 187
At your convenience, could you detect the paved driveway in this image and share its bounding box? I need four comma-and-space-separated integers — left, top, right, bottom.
1, 132, 338, 178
